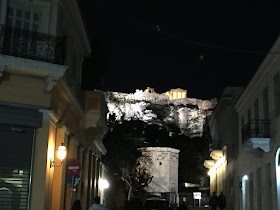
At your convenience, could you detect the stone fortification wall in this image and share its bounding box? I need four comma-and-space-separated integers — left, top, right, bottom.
105, 90, 216, 138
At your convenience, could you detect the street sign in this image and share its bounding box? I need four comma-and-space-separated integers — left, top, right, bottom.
65, 174, 81, 187
66, 159, 81, 175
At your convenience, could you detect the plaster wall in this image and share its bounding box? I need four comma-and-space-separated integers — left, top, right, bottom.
51, 126, 68, 210
0, 73, 51, 107
234, 36, 280, 210
30, 115, 51, 210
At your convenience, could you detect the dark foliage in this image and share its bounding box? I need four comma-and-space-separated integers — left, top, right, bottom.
104, 118, 210, 191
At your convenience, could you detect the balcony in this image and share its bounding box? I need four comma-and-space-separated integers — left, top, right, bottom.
242, 119, 271, 153
0, 25, 65, 65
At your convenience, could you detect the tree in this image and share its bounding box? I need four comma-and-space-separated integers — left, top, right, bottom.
103, 120, 153, 200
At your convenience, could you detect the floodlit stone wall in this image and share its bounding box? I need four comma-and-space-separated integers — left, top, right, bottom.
105, 89, 216, 138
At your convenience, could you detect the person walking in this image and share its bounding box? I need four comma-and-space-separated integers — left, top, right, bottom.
178, 202, 189, 210
88, 197, 106, 210
71, 200, 82, 210
125, 192, 143, 210
218, 191, 226, 210
209, 192, 218, 210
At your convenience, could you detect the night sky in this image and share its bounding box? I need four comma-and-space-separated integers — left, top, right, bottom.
79, 1, 280, 99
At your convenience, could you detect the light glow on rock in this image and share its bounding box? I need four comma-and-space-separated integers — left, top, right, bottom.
105, 90, 216, 138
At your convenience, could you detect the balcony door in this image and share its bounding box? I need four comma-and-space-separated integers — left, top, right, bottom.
0, 0, 43, 59
7, 6, 40, 32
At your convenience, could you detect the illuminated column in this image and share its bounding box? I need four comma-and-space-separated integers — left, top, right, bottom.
51, 125, 69, 210
276, 148, 280, 210
242, 175, 248, 210
178, 92, 182, 99
94, 158, 100, 197
75, 146, 84, 200
64, 137, 79, 210
30, 110, 57, 210
87, 152, 94, 208
173, 92, 177, 99
80, 150, 89, 210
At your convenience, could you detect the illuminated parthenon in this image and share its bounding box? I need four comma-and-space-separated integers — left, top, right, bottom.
144, 87, 187, 100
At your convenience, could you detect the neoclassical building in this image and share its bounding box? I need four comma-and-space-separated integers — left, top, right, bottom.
204, 87, 243, 209
0, 1, 108, 210
205, 35, 280, 210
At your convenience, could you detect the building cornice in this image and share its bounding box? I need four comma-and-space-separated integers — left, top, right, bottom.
59, 0, 91, 56
56, 79, 84, 116
0, 55, 68, 92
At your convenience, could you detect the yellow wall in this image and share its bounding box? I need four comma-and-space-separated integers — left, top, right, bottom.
45, 121, 56, 209
209, 160, 227, 194
0, 73, 51, 107
51, 126, 67, 210
30, 118, 51, 210
64, 138, 78, 210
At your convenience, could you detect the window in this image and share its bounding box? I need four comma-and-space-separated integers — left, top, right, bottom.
263, 86, 269, 119
256, 168, 262, 210
255, 99, 259, 120
249, 172, 254, 210
255, 99, 259, 133
247, 109, 251, 123
7, 4, 40, 32
265, 163, 272, 210
274, 73, 280, 117
24, 11, 30, 20
241, 117, 245, 127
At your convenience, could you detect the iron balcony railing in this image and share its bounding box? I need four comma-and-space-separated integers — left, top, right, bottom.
0, 24, 65, 65
241, 119, 271, 144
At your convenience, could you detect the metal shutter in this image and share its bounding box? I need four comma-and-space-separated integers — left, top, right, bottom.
0, 105, 42, 128
0, 125, 35, 210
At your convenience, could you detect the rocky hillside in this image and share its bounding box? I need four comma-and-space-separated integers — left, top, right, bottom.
105, 90, 216, 138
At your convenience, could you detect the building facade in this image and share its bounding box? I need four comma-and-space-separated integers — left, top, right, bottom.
204, 87, 243, 210
205, 35, 280, 210
0, 1, 108, 210
234, 36, 280, 210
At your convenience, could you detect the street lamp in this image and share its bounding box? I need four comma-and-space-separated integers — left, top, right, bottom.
99, 179, 109, 190
50, 143, 67, 168
243, 175, 248, 181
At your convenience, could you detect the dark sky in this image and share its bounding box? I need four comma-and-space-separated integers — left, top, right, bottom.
79, 1, 280, 99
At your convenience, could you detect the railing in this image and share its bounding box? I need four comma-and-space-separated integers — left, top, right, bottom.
242, 119, 271, 144
0, 24, 65, 65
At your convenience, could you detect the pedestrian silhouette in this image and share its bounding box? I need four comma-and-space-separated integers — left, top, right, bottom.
178, 201, 189, 210
218, 191, 226, 210
209, 191, 218, 210
88, 197, 106, 210
71, 200, 82, 210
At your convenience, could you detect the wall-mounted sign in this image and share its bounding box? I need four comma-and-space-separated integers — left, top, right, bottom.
193, 192, 201, 200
